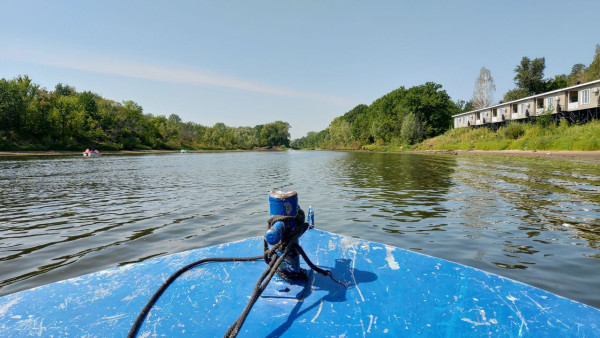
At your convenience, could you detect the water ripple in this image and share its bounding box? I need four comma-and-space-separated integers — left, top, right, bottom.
0, 151, 599, 309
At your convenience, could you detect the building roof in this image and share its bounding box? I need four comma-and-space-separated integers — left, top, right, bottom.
452, 79, 600, 118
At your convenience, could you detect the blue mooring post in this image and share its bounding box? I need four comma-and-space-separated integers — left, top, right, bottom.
265, 190, 307, 280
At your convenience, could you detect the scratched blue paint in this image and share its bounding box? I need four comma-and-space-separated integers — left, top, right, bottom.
1, 229, 599, 337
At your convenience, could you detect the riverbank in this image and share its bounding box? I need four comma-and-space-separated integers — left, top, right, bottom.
416, 120, 600, 152
414, 149, 600, 162
0, 150, 181, 157
0, 147, 288, 157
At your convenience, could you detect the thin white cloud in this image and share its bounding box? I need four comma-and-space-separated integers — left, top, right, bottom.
3, 45, 350, 105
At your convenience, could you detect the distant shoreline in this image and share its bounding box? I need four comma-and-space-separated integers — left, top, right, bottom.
2, 149, 600, 163
0, 147, 287, 157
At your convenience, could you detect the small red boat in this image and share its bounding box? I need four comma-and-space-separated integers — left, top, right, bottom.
82, 148, 101, 158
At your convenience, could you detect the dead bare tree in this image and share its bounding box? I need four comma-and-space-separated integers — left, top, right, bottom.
473, 67, 496, 109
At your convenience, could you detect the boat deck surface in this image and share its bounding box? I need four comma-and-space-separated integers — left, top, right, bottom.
1, 229, 599, 337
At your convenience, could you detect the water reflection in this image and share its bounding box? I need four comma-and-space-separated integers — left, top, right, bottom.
328, 153, 456, 232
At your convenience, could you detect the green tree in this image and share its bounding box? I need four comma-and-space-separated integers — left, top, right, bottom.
503, 88, 530, 102
328, 117, 353, 147
400, 82, 457, 139
455, 99, 474, 112
400, 112, 419, 144
260, 121, 290, 147
513, 56, 546, 95
54, 83, 76, 96
570, 63, 587, 78
78, 91, 98, 118
545, 74, 568, 92
585, 44, 600, 82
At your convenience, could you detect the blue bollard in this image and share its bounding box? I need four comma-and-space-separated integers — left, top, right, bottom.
265, 190, 307, 281
265, 221, 285, 245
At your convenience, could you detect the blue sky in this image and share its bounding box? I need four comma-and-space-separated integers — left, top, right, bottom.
1, 1, 599, 138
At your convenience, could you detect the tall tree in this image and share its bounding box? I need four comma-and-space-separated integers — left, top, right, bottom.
586, 44, 600, 82
472, 67, 496, 109
570, 63, 587, 78
513, 56, 546, 95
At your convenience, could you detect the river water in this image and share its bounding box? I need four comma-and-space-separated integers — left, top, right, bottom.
1, 151, 599, 308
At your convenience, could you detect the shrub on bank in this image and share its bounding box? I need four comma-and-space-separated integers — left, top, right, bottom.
415, 120, 600, 151
501, 122, 525, 140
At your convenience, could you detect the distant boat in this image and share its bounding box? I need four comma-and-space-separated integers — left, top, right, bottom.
180, 149, 188, 153
83, 149, 101, 158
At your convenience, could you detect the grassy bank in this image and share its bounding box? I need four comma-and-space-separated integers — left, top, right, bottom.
415, 120, 600, 151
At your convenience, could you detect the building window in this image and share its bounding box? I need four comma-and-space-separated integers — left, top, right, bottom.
569, 91, 578, 103
547, 97, 553, 110
581, 89, 590, 105
519, 103, 525, 113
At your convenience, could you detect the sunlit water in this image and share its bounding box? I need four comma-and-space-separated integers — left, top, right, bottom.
1, 151, 599, 308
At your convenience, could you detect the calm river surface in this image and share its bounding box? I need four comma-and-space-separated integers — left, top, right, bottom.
1, 151, 599, 308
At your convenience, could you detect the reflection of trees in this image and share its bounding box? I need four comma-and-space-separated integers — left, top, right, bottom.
464, 157, 600, 250
330, 152, 457, 232
458, 156, 600, 277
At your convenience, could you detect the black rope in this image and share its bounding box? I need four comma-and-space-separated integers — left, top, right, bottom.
295, 244, 350, 289
224, 243, 293, 337
127, 243, 283, 338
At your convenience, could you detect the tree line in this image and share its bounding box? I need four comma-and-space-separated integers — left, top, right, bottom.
292, 82, 460, 149
503, 44, 600, 102
293, 44, 600, 150
0, 77, 291, 151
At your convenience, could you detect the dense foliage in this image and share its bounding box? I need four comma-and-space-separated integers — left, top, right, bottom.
0, 76, 290, 151
504, 45, 600, 102
292, 82, 459, 149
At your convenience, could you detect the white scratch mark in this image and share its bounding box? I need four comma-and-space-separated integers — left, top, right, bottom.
366, 314, 374, 333
96, 313, 128, 325
311, 300, 323, 323
506, 294, 529, 334
223, 268, 230, 281
461, 318, 490, 326
36, 318, 45, 337
351, 248, 365, 302
359, 318, 366, 338
522, 292, 551, 315
384, 246, 399, 270
0, 297, 21, 316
